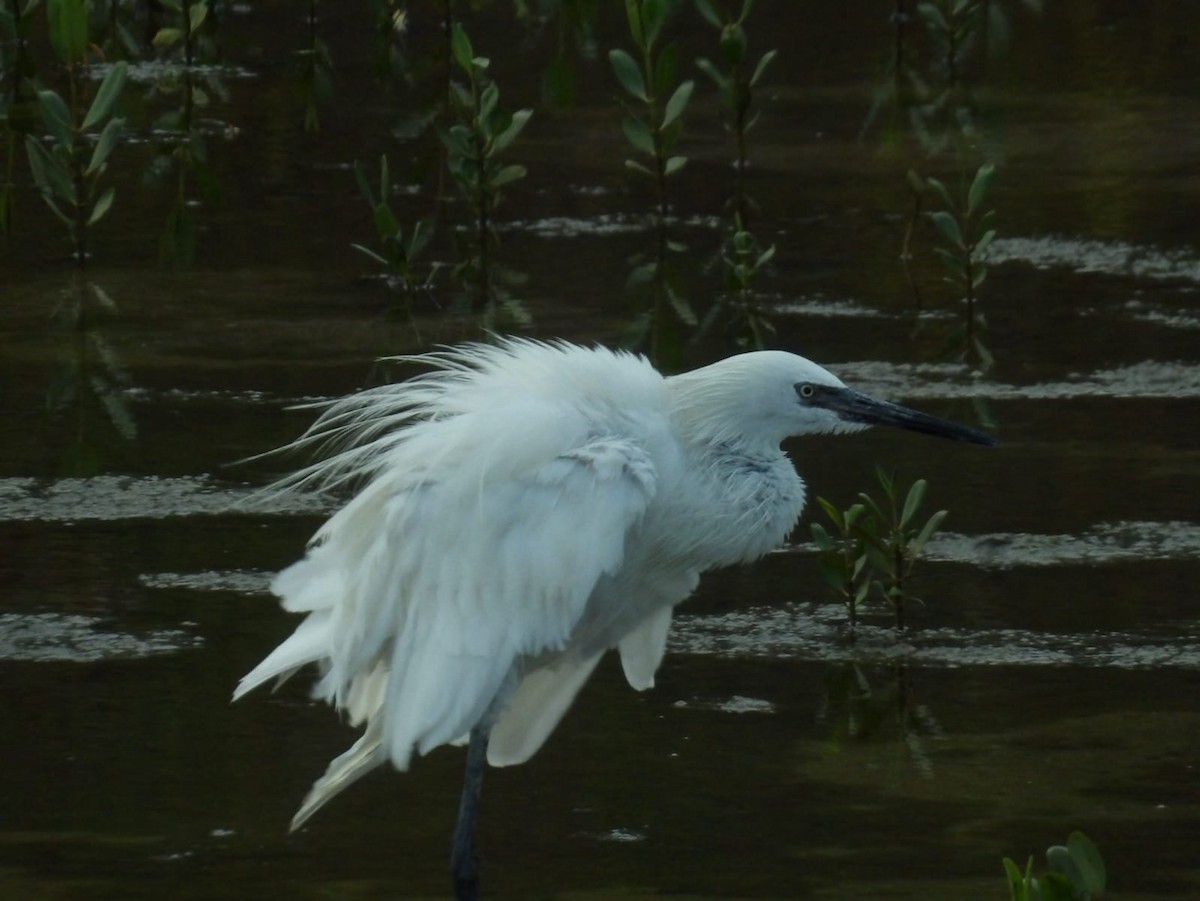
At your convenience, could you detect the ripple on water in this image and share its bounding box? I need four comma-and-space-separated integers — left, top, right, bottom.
833, 358, 1200, 400
671, 604, 1200, 669
990, 234, 1200, 284
0, 475, 331, 522
0, 613, 200, 663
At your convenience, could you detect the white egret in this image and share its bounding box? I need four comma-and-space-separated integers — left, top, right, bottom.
234, 337, 995, 899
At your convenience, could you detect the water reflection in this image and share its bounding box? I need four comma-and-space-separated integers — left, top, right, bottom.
45, 274, 138, 476
817, 661, 939, 778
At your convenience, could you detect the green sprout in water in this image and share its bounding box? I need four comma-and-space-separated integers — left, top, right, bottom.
813, 468, 947, 634
296, 0, 334, 132
609, 0, 693, 223
442, 22, 532, 323
692, 0, 776, 226
25, 0, 127, 265
909, 160, 996, 368
610, 0, 696, 362
1004, 831, 1106, 901
351, 153, 436, 340
691, 0, 778, 349
857, 467, 947, 632
809, 498, 870, 635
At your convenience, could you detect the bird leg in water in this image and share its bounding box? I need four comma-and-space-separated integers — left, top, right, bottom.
452, 725, 490, 901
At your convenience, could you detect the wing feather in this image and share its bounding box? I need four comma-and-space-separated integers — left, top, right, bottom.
236, 340, 671, 821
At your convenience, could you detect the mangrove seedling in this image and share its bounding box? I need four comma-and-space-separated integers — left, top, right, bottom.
609, 0, 693, 221
692, 0, 776, 225
815, 468, 947, 633
352, 154, 436, 297
441, 22, 532, 319
610, 0, 697, 363
1004, 831, 1106, 901
809, 498, 870, 636
25, 0, 127, 265
911, 160, 996, 367
856, 467, 947, 631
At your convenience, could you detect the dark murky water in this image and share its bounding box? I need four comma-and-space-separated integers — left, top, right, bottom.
2, 4, 1199, 899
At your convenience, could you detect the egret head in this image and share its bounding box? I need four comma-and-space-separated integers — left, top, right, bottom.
668, 351, 997, 448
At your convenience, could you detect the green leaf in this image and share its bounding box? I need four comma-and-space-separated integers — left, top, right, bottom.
36, 89, 72, 147
665, 282, 696, 325
621, 115, 656, 156
189, 0, 208, 33
83, 62, 127, 130
47, 0, 88, 63
854, 579, 871, 604
373, 201, 400, 241
664, 155, 687, 176
693, 0, 722, 29
490, 164, 526, 188
1035, 872, 1077, 901
490, 108, 532, 155
624, 0, 643, 47
974, 228, 997, 258
1002, 857, 1029, 901
917, 1, 949, 34
641, 0, 668, 48
809, 522, 833, 549
87, 186, 115, 225
927, 210, 964, 248
695, 57, 729, 94
816, 497, 843, 528
909, 510, 946, 558
624, 159, 654, 176
152, 26, 183, 48
934, 246, 967, 282
652, 41, 678, 96
408, 219, 434, 259
478, 82, 500, 128
608, 48, 648, 101
900, 478, 926, 528
25, 136, 75, 207
661, 80, 693, 129
749, 48, 777, 88
967, 161, 996, 219
351, 243, 390, 267
923, 175, 954, 210
626, 260, 658, 286
352, 158, 376, 206
720, 22, 747, 65
816, 557, 846, 593
85, 117, 123, 175
450, 23, 474, 72
1066, 831, 1106, 894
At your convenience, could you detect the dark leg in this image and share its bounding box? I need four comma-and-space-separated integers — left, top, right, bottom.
451, 725, 489, 901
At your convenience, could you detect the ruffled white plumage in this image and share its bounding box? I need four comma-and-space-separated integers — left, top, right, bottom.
234, 339, 855, 829
234, 339, 682, 825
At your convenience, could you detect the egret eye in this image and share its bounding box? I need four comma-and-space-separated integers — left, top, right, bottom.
796, 383, 815, 400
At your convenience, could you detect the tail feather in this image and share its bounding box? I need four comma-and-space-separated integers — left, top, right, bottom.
232, 611, 331, 702
487, 653, 602, 767
291, 720, 388, 831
